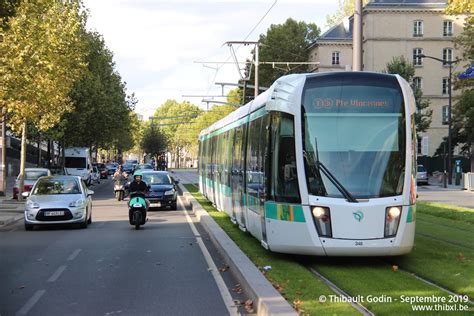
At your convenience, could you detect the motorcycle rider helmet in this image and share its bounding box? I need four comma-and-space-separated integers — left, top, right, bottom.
133, 170, 143, 181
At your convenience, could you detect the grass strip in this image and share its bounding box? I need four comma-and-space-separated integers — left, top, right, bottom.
183, 183, 356, 315
417, 202, 474, 224
311, 258, 471, 316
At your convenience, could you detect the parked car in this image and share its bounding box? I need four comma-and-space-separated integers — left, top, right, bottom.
13, 168, 52, 199
23, 176, 94, 230
106, 163, 117, 175
133, 171, 178, 210
96, 163, 108, 179
92, 166, 101, 184
417, 164, 429, 185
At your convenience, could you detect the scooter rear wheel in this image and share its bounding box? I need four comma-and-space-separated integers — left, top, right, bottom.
134, 211, 141, 230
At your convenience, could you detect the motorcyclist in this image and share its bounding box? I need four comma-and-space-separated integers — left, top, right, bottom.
113, 165, 128, 183
129, 170, 150, 210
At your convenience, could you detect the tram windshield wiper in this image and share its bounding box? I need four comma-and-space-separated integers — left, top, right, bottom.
304, 138, 358, 203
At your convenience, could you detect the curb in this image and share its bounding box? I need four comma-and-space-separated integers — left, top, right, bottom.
177, 182, 297, 316
0, 213, 23, 227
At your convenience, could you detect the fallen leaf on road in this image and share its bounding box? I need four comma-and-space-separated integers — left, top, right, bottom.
17, 285, 26, 289
219, 265, 229, 272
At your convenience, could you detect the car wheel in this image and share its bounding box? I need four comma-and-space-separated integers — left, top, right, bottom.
25, 223, 33, 231
87, 213, 92, 224
80, 211, 88, 229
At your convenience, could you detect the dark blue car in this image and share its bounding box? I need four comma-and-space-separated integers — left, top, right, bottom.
141, 171, 178, 210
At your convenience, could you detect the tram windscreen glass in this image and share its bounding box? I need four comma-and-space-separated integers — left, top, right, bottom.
302, 73, 406, 199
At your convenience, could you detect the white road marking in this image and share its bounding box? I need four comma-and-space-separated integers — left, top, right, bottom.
47, 265, 67, 283
179, 197, 238, 316
67, 249, 82, 261
15, 289, 46, 315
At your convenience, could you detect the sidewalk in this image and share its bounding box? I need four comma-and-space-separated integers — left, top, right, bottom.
417, 175, 473, 209
0, 176, 24, 227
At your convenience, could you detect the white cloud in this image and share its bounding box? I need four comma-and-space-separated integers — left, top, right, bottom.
83, 0, 339, 116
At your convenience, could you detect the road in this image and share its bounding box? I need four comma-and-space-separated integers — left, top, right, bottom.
0, 177, 244, 316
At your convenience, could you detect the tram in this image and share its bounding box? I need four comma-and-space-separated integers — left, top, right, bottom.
198, 72, 417, 256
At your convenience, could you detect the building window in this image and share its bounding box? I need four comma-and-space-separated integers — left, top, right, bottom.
442, 105, 449, 125
443, 21, 453, 36
413, 77, 422, 91
442, 77, 449, 95
443, 48, 453, 65
413, 48, 423, 66
413, 20, 423, 37
332, 51, 340, 65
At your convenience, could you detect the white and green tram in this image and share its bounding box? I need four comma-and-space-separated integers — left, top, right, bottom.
198, 72, 417, 256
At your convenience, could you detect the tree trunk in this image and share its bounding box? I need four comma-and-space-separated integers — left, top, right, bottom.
37, 134, 42, 167
18, 122, 27, 201
47, 140, 51, 168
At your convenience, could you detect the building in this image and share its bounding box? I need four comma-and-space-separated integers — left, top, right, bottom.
308, 0, 468, 159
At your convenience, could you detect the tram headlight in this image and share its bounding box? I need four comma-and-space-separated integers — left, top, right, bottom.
384, 206, 402, 237
311, 206, 332, 238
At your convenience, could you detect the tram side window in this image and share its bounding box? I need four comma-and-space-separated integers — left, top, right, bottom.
271, 113, 301, 203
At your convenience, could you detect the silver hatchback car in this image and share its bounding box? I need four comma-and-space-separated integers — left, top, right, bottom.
416, 164, 429, 185
23, 176, 94, 230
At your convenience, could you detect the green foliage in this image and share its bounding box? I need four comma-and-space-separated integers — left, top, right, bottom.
384, 56, 432, 134
0, 0, 87, 133
255, 18, 320, 89
452, 90, 474, 154
226, 88, 243, 105
62, 31, 136, 150
140, 125, 167, 160
325, 0, 370, 28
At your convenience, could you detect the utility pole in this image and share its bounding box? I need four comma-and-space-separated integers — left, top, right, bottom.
352, 0, 363, 71
224, 41, 259, 97
0, 109, 6, 196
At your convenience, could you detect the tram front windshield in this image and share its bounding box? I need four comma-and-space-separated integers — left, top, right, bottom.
302, 73, 406, 199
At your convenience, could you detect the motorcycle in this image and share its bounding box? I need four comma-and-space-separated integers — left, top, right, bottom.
114, 180, 126, 201
128, 191, 147, 230
114, 173, 128, 201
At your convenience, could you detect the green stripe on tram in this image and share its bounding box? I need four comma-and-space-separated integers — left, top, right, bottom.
406, 205, 416, 223
265, 201, 306, 223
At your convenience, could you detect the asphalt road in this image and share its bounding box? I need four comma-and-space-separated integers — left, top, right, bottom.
0, 178, 243, 316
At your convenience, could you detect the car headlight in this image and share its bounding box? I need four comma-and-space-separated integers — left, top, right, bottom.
311, 206, 332, 238
26, 200, 40, 209
69, 199, 86, 208
385, 206, 402, 237
164, 190, 175, 196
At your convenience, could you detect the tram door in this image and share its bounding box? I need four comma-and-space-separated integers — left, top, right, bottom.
231, 125, 246, 228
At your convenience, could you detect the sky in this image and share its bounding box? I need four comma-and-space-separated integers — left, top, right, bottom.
82, 0, 340, 119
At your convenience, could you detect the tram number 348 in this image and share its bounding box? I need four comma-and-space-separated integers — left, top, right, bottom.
355, 241, 364, 246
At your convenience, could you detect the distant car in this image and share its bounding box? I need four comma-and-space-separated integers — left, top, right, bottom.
92, 166, 101, 184
106, 163, 117, 175
96, 163, 108, 179
139, 171, 178, 210
417, 164, 429, 185
23, 176, 94, 230
13, 168, 52, 199
135, 164, 154, 171
122, 163, 134, 174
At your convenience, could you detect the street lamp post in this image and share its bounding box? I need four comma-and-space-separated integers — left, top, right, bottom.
415, 54, 458, 185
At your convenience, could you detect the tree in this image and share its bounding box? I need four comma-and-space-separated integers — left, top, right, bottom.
325, 0, 370, 28
227, 88, 243, 105
62, 31, 136, 152
140, 126, 168, 164
0, 0, 87, 198
255, 18, 320, 89
384, 56, 432, 134
152, 100, 202, 167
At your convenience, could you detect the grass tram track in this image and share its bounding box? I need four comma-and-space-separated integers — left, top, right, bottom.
183, 184, 473, 315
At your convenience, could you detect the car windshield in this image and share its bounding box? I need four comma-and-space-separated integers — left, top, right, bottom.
33, 179, 81, 195
25, 170, 48, 180
139, 164, 153, 170
418, 165, 426, 172
65, 157, 86, 168
302, 73, 406, 199
106, 164, 115, 168
142, 173, 172, 185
